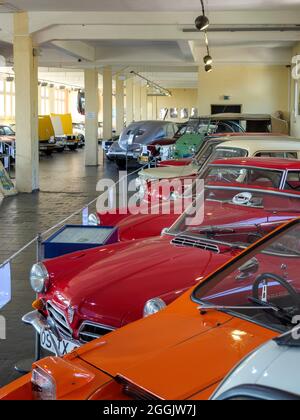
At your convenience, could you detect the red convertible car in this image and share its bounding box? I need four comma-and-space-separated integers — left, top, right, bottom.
98, 158, 300, 241
23, 162, 300, 356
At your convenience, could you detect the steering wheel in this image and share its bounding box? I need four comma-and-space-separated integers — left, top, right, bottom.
252, 273, 300, 309
232, 192, 253, 206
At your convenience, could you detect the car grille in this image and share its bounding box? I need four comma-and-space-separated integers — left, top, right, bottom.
171, 235, 220, 253
79, 322, 114, 343
46, 301, 73, 339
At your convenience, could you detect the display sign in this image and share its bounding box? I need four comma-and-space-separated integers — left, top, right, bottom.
43, 225, 119, 259
0, 263, 11, 310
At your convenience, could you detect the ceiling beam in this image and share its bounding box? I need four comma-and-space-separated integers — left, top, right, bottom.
33, 24, 300, 45
28, 11, 300, 34
51, 40, 96, 61
177, 41, 196, 62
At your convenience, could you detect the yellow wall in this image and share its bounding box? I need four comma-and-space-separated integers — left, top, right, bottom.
198, 64, 289, 118
153, 88, 198, 121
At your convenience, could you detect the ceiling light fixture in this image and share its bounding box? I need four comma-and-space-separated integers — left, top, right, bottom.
203, 30, 213, 71
195, 0, 209, 31
130, 70, 171, 97
205, 64, 212, 73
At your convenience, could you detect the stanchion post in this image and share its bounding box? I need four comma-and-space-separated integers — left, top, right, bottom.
34, 233, 43, 362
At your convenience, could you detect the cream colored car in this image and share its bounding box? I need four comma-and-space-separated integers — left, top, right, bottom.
137, 135, 295, 193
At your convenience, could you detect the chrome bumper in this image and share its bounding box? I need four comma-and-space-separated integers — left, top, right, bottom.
22, 310, 81, 347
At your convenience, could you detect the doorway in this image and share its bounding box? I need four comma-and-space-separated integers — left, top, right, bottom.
211, 105, 242, 114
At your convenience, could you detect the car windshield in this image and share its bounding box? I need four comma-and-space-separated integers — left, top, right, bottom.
213, 147, 248, 159
204, 165, 283, 189
168, 185, 300, 238
192, 221, 300, 333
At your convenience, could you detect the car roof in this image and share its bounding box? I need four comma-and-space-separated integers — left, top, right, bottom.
128, 120, 172, 127
210, 157, 300, 170
215, 137, 300, 152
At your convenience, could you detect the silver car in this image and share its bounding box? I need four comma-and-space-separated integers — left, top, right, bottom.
107, 120, 178, 168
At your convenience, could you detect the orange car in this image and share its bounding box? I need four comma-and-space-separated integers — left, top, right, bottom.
2, 218, 300, 400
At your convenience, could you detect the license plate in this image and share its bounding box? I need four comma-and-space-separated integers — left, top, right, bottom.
40, 330, 79, 356
140, 156, 149, 163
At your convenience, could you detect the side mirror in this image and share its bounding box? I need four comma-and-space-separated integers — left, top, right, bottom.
236, 257, 259, 281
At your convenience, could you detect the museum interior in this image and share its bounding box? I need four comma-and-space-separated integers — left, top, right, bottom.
0, 0, 300, 402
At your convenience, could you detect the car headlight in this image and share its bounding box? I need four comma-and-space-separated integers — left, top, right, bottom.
32, 367, 56, 400
30, 263, 49, 293
143, 298, 166, 318
88, 213, 100, 226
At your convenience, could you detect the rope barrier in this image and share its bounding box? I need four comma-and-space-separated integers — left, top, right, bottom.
0, 160, 152, 269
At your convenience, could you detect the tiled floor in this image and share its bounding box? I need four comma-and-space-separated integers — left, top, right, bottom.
0, 148, 136, 387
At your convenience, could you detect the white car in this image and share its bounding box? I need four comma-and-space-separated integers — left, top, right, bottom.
138, 135, 295, 185
211, 331, 300, 400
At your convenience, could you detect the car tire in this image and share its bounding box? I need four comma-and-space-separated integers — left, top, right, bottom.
44, 150, 53, 156
56, 147, 65, 153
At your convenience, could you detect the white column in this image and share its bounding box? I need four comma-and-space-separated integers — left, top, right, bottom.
141, 85, 148, 121
14, 12, 39, 193
49, 86, 55, 113
84, 69, 99, 166
126, 78, 134, 125
134, 82, 141, 121
115, 76, 124, 135
103, 66, 112, 140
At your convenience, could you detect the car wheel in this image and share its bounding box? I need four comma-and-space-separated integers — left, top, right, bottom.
44, 150, 53, 156
56, 147, 65, 153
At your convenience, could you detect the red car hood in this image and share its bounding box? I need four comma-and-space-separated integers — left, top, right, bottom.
44, 236, 233, 329
77, 297, 276, 400
117, 200, 272, 241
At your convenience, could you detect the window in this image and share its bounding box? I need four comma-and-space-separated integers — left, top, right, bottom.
180, 108, 189, 119
4, 80, 15, 119
41, 86, 49, 115
170, 108, 178, 119
285, 171, 300, 191
191, 108, 198, 118
255, 151, 298, 159
213, 147, 248, 159
166, 124, 176, 137
54, 89, 66, 114
3, 126, 14, 135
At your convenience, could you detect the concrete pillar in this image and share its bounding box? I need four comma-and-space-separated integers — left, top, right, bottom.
126, 78, 134, 125
141, 85, 148, 121
14, 12, 39, 193
115, 76, 124, 135
103, 66, 112, 140
134, 82, 141, 121
84, 69, 99, 166
49, 86, 55, 113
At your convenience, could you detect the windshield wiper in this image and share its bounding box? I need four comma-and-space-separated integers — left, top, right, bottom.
191, 226, 235, 235
198, 299, 295, 326
248, 297, 295, 325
